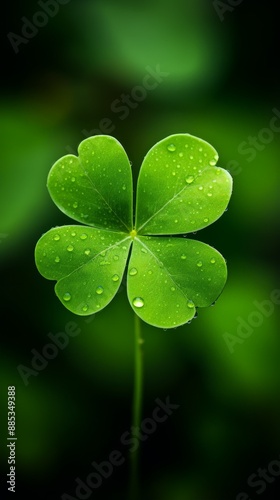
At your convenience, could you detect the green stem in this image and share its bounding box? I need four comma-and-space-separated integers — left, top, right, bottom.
129, 313, 144, 499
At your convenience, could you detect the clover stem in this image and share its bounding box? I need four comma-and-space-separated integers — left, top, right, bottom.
129, 313, 144, 499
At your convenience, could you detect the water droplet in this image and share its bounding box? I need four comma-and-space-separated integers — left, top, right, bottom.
141, 248, 147, 254
122, 185, 127, 191
179, 152, 183, 158
181, 254, 187, 260
73, 202, 78, 208
172, 171, 176, 176
197, 260, 203, 267
129, 268, 138, 276
174, 219, 178, 223
171, 286, 176, 292
71, 177, 76, 182
71, 231, 76, 237
53, 234, 60, 241
209, 159, 216, 166
186, 175, 194, 184
55, 256, 60, 263
187, 300, 195, 308
198, 186, 203, 191
210, 258, 216, 264
167, 143, 176, 152
208, 278, 212, 282
80, 233, 88, 240
67, 245, 74, 252
96, 286, 104, 295
84, 249, 91, 256
198, 147, 203, 152
215, 168, 221, 175
133, 297, 144, 308
112, 274, 120, 282
63, 292, 71, 302
82, 305, 89, 312
207, 193, 212, 197
203, 218, 209, 223
189, 155, 194, 160
148, 270, 153, 275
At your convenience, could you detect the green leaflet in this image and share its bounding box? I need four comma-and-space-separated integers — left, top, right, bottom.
35, 134, 233, 328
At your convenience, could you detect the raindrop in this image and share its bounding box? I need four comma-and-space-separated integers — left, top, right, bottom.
112, 274, 120, 282
181, 254, 187, 260
209, 160, 216, 166
55, 256, 60, 263
84, 249, 91, 256
198, 186, 203, 191
122, 185, 127, 191
113, 255, 119, 261
203, 218, 209, 223
141, 248, 147, 254
148, 270, 153, 275
53, 234, 60, 241
186, 175, 194, 184
179, 152, 183, 158
63, 292, 71, 302
67, 245, 74, 252
207, 193, 212, 197
210, 258, 216, 264
71, 177, 76, 182
82, 305, 89, 312
189, 155, 194, 160
187, 300, 195, 309
171, 286, 176, 292
167, 144, 176, 152
133, 297, 144, 308
129, 268, 138, 276
80, 233, 88, 240
197, 260, 203, 267
73, 202, 78, 208
96, 286, 104, 295
71, 231, 76, 237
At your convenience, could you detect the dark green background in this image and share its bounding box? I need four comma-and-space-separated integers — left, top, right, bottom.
1, 1, 280, 499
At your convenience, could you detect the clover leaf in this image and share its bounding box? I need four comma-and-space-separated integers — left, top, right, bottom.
35, 134, 232, 329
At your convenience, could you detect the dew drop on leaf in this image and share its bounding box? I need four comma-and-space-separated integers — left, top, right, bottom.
141, 248, 147, 254
73, 202, 78, 208
84, 249, 91, 255
204, 218, 209, 223
82, 305, 89, 312
63, 292, 71, 302
96, 286, 104, 295
53, 234, 60, 241
181, 254, 187, 260
55, 256, 60, 263
129, 268, 138, 276
209, 160, 216, 166
207, 192, 212, 197
113, 255, 119, 261
71, 177, 76, 182
186, 175, 194, 184
133, 297, 144, 308
71, 231, 76, 237
210, 258, 216, 264
67, 245, 74, 252
197, 260, 203, 267
80, 233, 88, 240
167, 144, 176, 152
187, 300, 195, 309
112, 274, 120, 282
198, 186, 203, 191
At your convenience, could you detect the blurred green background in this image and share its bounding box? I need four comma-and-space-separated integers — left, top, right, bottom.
1, 1, 280, 499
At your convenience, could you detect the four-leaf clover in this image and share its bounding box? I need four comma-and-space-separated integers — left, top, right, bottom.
35, 134, 232, 328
